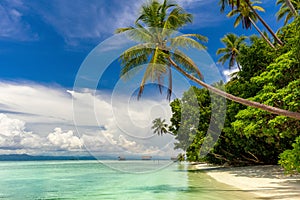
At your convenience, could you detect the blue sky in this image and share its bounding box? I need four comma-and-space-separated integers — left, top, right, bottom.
0, 0, 284, 87
0, 0, 285, 156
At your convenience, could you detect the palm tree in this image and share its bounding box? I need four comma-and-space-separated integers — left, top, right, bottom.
226, 1, 275, 49
152, 118, 170, 136
216, 33, 247, 70
219, 0, 284, 46
276, 0, 299, 25
116, 0, 207, 100
115, 0, 300, 120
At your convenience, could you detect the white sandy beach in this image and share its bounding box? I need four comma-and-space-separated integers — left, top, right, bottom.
196, 164, 300, 199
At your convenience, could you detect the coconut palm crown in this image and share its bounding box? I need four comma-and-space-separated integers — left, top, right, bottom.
276, 0, 299, 25
115, 0, 207, 100
216, 33, 247, 70
227, 0, 264, 29
152, 118, 170, 136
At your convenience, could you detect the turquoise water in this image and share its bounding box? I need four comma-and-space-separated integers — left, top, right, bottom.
0, 161, 256, 199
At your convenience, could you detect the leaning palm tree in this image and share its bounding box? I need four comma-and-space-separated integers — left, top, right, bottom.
115, 0, 300, 120
216, 33, 247, 70
276, 0, 299, 25
152, 118, 170, 136
227, 1, 275, 49
219, 0, 284, 46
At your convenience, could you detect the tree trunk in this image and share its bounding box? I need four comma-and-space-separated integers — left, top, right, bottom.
236, 62, 241, 71
249, 18, 276, 49
168, 57, 300, 120
245, 0, 284, 46
285, 0, 298, 16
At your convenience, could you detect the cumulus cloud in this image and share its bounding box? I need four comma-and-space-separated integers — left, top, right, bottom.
0, 82, 180, 156
47, 128, 83, 150
0, 113, 84, 154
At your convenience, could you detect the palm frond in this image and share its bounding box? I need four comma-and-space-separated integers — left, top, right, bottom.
216, 48, 230, 55
172, 49, 203, 80
233, 15, 243, 27
115, 27, 134, 34
217, 53, 231, 65
252, 6, 265, 12
163, 7, 193, 30
170, 35, 207, 50
120, 54, 149, 80
137, 47, 169, 99
119, 43, 153, 63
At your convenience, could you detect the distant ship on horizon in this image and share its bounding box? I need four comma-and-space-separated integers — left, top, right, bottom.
141, 156, 152, 160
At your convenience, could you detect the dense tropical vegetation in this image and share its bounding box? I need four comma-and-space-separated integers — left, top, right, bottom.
115, 0, 300, 173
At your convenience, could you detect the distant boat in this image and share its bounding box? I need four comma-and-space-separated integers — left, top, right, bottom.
118, 156, 126, 161
141, 156, 152, 160
171, 157, 178, 162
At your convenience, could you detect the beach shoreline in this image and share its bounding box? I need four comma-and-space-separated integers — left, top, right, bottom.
195, 164, 300, 199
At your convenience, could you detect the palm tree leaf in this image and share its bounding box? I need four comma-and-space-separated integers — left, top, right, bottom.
127, 26, 154, 43
179, 34, 208, 42
227, 9, 240, 17
115, 27, 135, 34
170, 35, 207, 50
119, 43, 153, 63
252, 6, 265, 12
163, 7, 193, 30
120, 54, 149, 80
218, 53, 231, 65
172, 50, 203, 80
233, 15, 242, 27
137, 46, 169, 99
216, 48, 230, 55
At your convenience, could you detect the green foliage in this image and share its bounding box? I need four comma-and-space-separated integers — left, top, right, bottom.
169, 86, 211, 161
238, 36, 277, 80
279, 136, 300, 173
168, 17, 300, 169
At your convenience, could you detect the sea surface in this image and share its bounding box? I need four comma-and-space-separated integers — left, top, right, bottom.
0, 160, 256, 199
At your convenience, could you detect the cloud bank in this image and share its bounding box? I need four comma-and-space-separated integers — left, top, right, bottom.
0, 82, 179, 157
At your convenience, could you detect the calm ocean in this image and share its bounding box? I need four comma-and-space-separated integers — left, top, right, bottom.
0, 160, 255, 199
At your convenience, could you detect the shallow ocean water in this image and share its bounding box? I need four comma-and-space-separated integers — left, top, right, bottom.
0, 160, 256, 199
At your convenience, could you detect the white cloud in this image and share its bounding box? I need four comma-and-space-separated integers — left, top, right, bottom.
0, 113, 83, 154
0, 0, 38, 41
222, 67, 240, 82
27, 0, 143, 46
0, 0, 225, 44
47, 128, 83, 150
0, 81, 179, 156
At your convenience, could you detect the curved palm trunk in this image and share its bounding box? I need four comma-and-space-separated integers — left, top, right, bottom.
285, 0, 298, 16
236, 62, 241, 71
244, 0, 284, 46
168, 57, 300, 120
249, 18, 275, 49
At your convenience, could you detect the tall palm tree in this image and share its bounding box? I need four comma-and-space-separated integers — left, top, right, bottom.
227, 1, 275, 49
116, 0, 207, 100
216, 33, 247, 70
219, 0, 284, 46
152, 118, 170, 136
115, 0, 300, 120
276, 0, 299, 25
